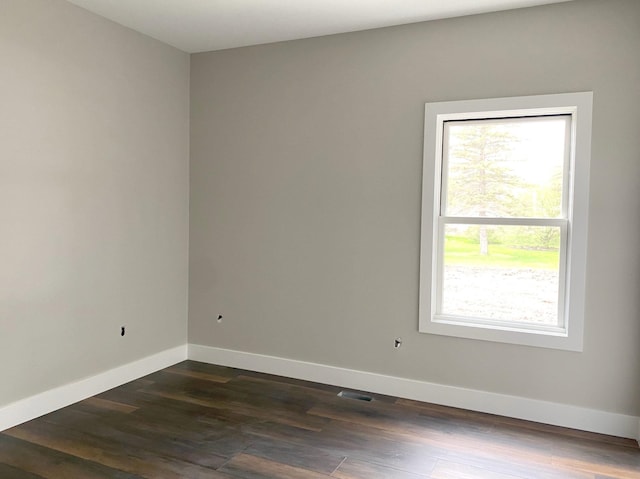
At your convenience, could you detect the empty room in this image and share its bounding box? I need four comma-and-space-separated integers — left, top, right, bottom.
1, 0, 640, 477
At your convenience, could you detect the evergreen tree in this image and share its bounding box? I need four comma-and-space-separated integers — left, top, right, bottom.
446, 124, 522, 255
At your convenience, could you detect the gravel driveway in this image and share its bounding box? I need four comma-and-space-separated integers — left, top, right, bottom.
442, 265, 559, 325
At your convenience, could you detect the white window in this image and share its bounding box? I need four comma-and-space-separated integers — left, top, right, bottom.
419, 92, 592, 351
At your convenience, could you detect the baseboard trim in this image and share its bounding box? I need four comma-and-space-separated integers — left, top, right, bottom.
189, 343, 640, 441
0, 345, 187, 432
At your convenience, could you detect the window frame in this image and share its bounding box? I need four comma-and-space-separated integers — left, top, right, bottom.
418, 92, 593, 351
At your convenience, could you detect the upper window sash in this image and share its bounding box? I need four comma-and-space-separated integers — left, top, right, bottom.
439, 115, 572, 221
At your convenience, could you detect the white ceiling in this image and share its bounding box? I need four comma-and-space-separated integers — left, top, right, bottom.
65, 0, 574, 53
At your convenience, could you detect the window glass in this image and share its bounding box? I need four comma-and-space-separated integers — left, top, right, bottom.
441, 224, 560, 326
444, 116, 569, 219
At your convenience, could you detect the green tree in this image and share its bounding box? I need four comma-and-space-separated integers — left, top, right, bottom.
530, 166, 563, 249
447, 124, 522, 255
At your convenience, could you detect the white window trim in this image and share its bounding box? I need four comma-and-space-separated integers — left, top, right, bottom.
418, 92, 593, 351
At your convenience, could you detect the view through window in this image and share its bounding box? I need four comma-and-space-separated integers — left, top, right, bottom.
440, 116, 569, 327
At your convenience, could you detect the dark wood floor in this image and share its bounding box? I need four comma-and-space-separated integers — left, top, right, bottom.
1, 361, 639, 478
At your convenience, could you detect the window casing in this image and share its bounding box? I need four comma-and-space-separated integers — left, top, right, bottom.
419, 93, 593, 351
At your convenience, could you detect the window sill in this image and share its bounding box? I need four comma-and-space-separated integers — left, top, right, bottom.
420, 316, 583, 351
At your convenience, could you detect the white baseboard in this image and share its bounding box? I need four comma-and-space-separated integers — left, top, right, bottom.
189, 343, 640, 442
0, 345, 187, 432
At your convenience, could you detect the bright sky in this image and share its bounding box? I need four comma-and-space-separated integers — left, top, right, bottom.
447, 115, 569, 186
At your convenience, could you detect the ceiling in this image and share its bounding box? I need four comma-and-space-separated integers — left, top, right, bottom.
65, 0, 574, 53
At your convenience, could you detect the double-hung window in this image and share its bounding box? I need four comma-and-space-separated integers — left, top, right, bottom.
419, 93, 592, 351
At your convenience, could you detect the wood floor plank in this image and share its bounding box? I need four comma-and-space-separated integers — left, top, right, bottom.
429, 460, 525, 479
243, 419, 440, 476
551, 456, 640, 479
82, 397, 139, 414
317, 418, 595, 479
307, 400, 555, 467
163, 366, 233, 383
230, 374, 337, 404
250, 404, 604, 479
141, 381, 330, 431
308, 393, 494, 440
0, 463, 46, 479
243, 436, 346, 475
397, 398, 637, 450
40, 406, 229, 469
236, 371, 342, 395
170, 360, 240, 379
219, 453, 331, 479
551, 433, 640, 466
4, 420, 225, 479
0, 434, 143, 479
331, 457, 430, 478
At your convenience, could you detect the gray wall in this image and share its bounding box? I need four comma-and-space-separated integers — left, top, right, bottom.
0, 0, 190, 407
190, 0, 640, 416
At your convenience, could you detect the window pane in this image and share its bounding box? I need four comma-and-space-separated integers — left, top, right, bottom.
441, 224, 560, 326
443, 116, 569, 219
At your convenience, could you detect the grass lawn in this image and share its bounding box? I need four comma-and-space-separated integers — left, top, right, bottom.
444, 235, 559, 269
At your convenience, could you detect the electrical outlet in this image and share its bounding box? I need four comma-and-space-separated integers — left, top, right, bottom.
121, 326, 126, 336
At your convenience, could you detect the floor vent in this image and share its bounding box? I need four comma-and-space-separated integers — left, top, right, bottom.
338, 391, 373, 402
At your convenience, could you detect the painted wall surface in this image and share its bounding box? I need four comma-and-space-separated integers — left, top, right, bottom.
0, 0, 190, 407
190, 0, 640, 416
